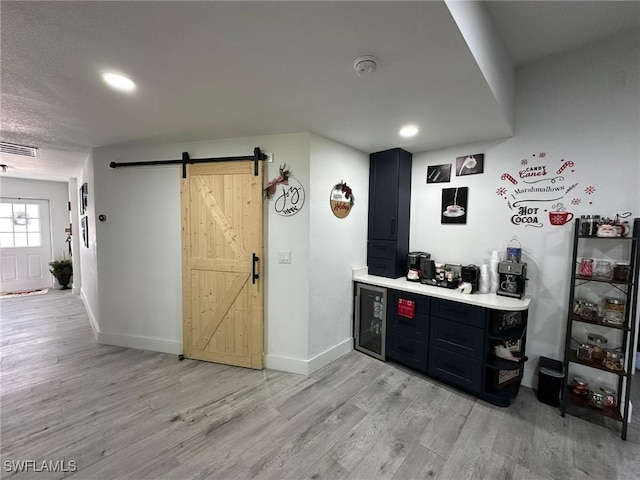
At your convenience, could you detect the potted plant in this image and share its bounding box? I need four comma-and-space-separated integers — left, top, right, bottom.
49, 255, 73, 290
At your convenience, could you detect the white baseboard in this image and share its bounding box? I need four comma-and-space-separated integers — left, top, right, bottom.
307, 338, 353, 374
97, 331, 182, 355
265, 338, 353, 376
80, 289, 100, 342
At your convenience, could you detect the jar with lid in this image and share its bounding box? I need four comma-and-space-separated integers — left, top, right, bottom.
578, 258, 594, 277
598, 386, 617, 408
587, 333, 607, 361
593, 261, 613, 279
580, 215, 600, 236
577, 343, 593, 361
603, 298, 625, 325
573, 298, 598, 321
589, 389, 606, 409
571, 376, 589, 397
613, 262, 630, 282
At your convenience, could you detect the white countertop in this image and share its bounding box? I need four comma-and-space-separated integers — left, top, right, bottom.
352, 267, 530, 311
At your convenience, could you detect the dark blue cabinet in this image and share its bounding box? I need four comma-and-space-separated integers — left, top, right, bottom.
367, 148, 412, 278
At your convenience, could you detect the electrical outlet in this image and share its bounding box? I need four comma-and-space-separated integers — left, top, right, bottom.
278, 251, 291, 264
265, 152, 274, 163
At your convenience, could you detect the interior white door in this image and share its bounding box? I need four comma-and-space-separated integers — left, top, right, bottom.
0, 198, 53, 293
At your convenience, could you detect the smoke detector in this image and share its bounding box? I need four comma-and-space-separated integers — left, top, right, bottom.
353, 55, 379, 77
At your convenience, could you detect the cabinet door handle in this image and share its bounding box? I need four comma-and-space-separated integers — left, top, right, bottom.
391, 220, 396, 235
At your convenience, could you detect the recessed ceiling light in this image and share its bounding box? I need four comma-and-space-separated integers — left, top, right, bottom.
102, 72, 136, 92
399, 125, 419, 137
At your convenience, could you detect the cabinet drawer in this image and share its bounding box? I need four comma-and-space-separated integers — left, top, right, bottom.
387, 310, 429, 343
428, 347, 482, 393
430, 317, 484, 360
388, 289, 430, 314
432, 298, 487, 328
386, 332, 428, 373
368, 240, 397, 260
367, 257, 397, 278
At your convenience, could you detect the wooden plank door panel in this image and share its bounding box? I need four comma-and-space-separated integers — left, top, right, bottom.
182, 161, 263, 369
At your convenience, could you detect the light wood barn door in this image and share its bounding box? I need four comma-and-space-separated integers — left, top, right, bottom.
181, 162, 263, 369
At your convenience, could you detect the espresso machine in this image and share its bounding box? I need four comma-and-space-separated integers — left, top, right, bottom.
461, 265, 480, 293
407, 252, 429, 281
496, 261, 527, 298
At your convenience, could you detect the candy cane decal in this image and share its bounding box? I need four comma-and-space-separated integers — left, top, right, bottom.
557, 160, 574, 175
501, 173, 518, 185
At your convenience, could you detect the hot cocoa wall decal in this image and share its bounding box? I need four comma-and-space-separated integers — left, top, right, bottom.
495, 152, 598, 228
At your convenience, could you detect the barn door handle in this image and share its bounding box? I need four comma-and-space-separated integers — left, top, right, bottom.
252, 253, 260, 284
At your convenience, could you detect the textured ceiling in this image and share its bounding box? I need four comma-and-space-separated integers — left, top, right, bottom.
1, 1, 638, 181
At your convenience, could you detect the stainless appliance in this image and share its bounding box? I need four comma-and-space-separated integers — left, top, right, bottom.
461, 265, 480, 292
496, 261, 527, 299
354, 284, 386, 360
406, 252, 428, 281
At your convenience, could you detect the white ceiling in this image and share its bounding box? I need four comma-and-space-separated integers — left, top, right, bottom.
1, 1, 638, 181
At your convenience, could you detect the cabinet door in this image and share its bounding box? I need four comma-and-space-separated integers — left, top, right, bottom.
368, 151, 400, 241
354, 284, 386, 360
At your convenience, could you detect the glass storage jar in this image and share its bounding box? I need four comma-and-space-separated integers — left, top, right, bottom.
603, 298, 625, 325
593, 261, 612, 280
587, 333, 607, 361
579, 258, 594, 277
580, 215, 600, 236
574, 298, 598, 321
612, 262, 630, 282
589, 389, 606, 409
598, 386, 617, 408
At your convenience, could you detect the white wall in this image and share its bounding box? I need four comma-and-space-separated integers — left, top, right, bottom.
77, 153, 100, 336
411, 30, 639, 387
0, 177, 70, 287
308, 134, 369, 368
445, 0, 515, 130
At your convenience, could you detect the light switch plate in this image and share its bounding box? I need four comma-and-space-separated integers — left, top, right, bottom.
278, 251, 291, 264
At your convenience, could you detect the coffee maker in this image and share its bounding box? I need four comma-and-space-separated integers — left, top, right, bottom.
461, 265, 480, 293
407, 252, 429, 282
419, 255, 437, 285
496, 261, 527, 299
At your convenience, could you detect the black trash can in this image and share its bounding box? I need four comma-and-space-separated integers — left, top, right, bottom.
537, 356, 565, 407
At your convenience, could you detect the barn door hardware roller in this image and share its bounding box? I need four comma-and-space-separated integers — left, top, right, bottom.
109, 147, 266, 178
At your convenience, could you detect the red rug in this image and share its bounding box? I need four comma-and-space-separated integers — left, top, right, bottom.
0, 288, 49, 299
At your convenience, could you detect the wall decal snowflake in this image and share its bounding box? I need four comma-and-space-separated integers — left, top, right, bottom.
496, 187, 507, 196
539, 152, 546, 158
585, 186, 596, 195
571, 198, 581, 205
521, 159, 528, 165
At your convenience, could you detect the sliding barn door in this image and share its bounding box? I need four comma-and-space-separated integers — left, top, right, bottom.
181, 162, 263, 369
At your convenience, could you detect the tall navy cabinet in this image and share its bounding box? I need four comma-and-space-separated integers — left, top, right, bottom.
367, 148, 412, 278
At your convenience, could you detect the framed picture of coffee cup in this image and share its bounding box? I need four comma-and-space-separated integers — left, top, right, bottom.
441, 187, 468, 224
456, 154, 484, 176
427, 164, 452, 184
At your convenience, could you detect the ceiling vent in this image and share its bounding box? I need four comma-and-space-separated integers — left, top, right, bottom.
0, 142, 39, 157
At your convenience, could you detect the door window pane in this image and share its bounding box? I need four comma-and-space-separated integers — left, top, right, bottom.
27, 232, 41, 247
28, 219, 41, 232
0, 204, 12, 217
0, 218, 13, 232
25, 204, 39, 218
13, 223, 27, 233
14, 232, 27, 247
0, 233, 14, 247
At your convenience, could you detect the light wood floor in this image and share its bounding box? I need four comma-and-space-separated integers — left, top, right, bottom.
1, 289, 639, 480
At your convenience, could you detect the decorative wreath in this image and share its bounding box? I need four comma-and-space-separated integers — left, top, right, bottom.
334, 181, 354, 206
264, 164, 290, 199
